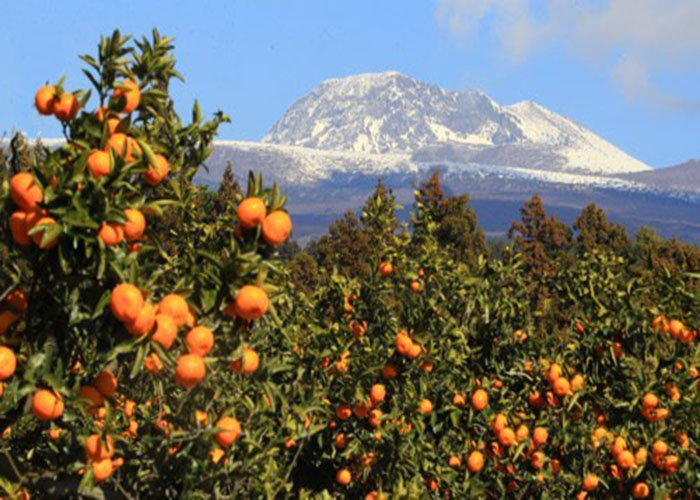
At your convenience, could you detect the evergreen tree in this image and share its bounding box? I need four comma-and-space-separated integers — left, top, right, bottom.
573, 203, 630, 257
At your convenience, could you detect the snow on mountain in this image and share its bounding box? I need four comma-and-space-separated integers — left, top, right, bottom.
263, 71, 650, 175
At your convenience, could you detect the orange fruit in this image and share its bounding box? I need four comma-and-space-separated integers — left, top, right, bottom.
382, 363, 398, 380
471, 389, 488, 411
10, 173, 43, 211
237, 197, 266, 229
418, 399, 433, 414
232, 347, 259, 374
370, 384, 386, 405
105, 133, 137, 161
498, 427, 516, 447
583, 474, 598, 491
95, 371, 117, 397
668, 320, 684, 338
10, 211, 31, 246
123, 209, 146, 242
532, 427, 548, 447
110, 284, 144, 323
144, 154, 170, 186
492, 414, 507, 433
113, 80, 140, 113
234, 286, 269, 321
78, 386, 104, 409
174, 354, 206, 388
32, 389, 64, 420
467, 451, 484, 472
4, 289, 28, 314
617, 450, 635, 469
407, 342, 422, 360
185, 326, 215, 356
125, 302, 156, 336
98, 223, 124, 246
262, 211, 292, 246
53, 92, 79, 121
635, 447, 648, 465
410, 280, 421, 293
547, 363, 562, 384
35, 86, 56, 115
336, 405, 352, 421
448, 455, 462, 468
0, 347, 17, 380
379, 261, 393, 276
151, 313, 178, 349
215, 416, 241, 447
92, 458, 114, 482
571, 374, 585, 392
48, 428, 62, 440
144, 353, 163, 373
336, 468, 351, 486
612, 436, 627, 455
515, 425, 529, 442
30, 217, 59, 249
531, 451, 546, 469
157, 294, 189, 327
335, 433, 348, 449
453, 393, 466, 406
642, 393, 658, 409
368, 408, 382, 427
652, 440, 668, 456
395, 332, 413, 356
87, 150, 112, 178
552, 377, 571, 397
631, 482, 650, 498
84, 434, 115, 461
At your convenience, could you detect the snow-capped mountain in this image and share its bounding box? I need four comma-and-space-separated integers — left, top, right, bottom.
263, 71, 650, 175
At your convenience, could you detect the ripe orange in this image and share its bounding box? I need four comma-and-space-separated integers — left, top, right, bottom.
336, 405, 352, 421
379, 261, 393, 276
48, 428, 62, 440
113, 80, 140, 113
174, 354, 206, 388
53, 92, 79, 121
95, 371, 117, 397
571, 374, 585, 392
31, 217, 59, 249
110, 284, 144, 323
631, 482, 650, 498
418, 399, 433, 414
617, 450, 635, 470
144, 353, 163, 373
123, 209, 146, 242
0, 347, 17, 380
583, 474, 598, 491
35, 86, 56, 115
515, 425, 529, 442
471, 389, 488, 411
492, 413, 507, 433
612, 436, 626, 456
635, 447, 648, 465
531, 451, 546, 469
232, 347, 259, 374
651, 440, 668, 456
185, 326, 215, 356
407, 342, 422, 360
547, 363, 562, 384
4, 289, 28, 314
382, 363, 397, 380
552, 377, 571, 397
87, 150, 112, 178
144, 154, 170, 186
151, 313, 178, 349
78, 386, 105, 409
106, 133, 137, 161
234, 286, 269, 321
125, 302, 156, 336
157, 294, 189, 327
368, 408, 382, 427
395, 332, 413, 356
237, 197, 266, 229
84, 434, 115, 461
262, 211, 292, 246
453, 393, 466, 406
98, 223, 124, 246
642, 392, 658, 409
467, 451, 484, 472
10, 173, 43, 211
336, 468, 352, 485
32, 389, 64, 420
498, 427, 516, 447
215, 416, 241, 447
335, 433, 348, 449
448, 455, 462, 468
92, 458, 114, 482
668, 320, 684, 338
370, 384, 386, 405
533, 427, 548, 447
10, 211, 31, 246
410, 280, 421, 293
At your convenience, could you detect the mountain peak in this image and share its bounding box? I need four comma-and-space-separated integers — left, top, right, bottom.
263, 72, 650, 173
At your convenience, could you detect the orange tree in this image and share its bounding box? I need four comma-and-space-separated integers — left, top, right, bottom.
0, 30, 321, 497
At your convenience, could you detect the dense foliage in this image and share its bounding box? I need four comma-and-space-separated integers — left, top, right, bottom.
1, 31, 698, 499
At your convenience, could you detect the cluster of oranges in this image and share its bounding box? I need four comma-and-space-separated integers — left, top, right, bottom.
652, 315, 697, 343
235, 196, 292, 247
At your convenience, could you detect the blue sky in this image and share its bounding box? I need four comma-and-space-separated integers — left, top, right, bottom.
2, 0, 698, 168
